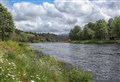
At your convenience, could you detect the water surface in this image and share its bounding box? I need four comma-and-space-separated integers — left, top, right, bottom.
30, 42, 120, 82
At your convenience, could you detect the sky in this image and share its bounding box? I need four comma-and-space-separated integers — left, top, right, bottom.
1, 0, 120, 34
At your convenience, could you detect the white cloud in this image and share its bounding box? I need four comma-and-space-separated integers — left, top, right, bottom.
12, 2, 46, 21
10, 0, 120, 34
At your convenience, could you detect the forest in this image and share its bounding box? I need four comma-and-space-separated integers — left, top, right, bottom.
69, 16, 120, 41
14, 29, 68, 42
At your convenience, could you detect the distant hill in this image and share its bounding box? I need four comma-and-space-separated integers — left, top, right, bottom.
14, 29, 69, 42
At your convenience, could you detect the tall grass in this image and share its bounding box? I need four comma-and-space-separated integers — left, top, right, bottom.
0, 41, 93, 82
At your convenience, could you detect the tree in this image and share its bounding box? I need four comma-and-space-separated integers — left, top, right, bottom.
78, 30, 83, 40
83, 25, 95, 40
69, 16, 120, 41
87, 22, 96, 31
94, 19, 109, 40
108, 18, 114, 39
112, 16, 120, 39
69, 25, 81, 40
0, 4, 15, 41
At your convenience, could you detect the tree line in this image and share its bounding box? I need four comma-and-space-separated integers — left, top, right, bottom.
69, 16, 120, 41
14, 29, 68, 42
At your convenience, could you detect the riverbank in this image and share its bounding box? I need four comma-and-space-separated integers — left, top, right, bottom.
0, 41, 93, 82
70, 40, 120, 44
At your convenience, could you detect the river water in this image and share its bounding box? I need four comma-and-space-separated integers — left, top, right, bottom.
30, 42, 120, 82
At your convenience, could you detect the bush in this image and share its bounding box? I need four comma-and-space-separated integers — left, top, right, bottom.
4, 52, 15, 60
68, 69, 93, 82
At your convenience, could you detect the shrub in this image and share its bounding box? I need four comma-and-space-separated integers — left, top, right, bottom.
68, 69, 93, 82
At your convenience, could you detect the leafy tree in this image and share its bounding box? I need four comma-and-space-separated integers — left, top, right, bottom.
108, 18, 114, 39
94, 19, 109, 40
112, 16, 120, 39
69, 16, 120, 41
0, 4, 15, 41
83, 25, 95, 40
87, 22, 96, 31
108, 18, 114, 29
69, 25, 81, 40
78, 30, 83, 40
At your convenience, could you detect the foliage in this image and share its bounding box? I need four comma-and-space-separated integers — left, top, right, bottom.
13, 29, 68, 42
83, 25, 95, 40
69, 69, 93, 82
69, 25, 81, 40
94, 19, 109, 40
112, 16, 120, 39
0, 4, 15, 41
69, 16, 120, 41
71, 40, 120, 44
0, 41, 93, 82
108, 18, 114, 39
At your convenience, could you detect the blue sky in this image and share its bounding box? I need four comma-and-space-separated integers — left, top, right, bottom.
8, 0, 53, 5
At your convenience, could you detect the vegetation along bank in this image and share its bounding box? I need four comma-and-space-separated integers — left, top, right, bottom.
0, 41, 93, 82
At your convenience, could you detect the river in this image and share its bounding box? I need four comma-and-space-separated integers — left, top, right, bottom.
30, 42, 120, 82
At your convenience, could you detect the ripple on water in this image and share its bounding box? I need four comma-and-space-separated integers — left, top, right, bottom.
30, 43, 120, 82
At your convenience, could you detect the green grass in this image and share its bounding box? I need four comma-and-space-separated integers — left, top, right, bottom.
70, 40, 120, 44
0, 41, 93, 82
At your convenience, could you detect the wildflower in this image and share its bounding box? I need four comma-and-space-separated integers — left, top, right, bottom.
36, 77, 40, 80
11, 62, 16, 66
38, 78, 40, 80
36, 75, 39, 77
2, 69, 4, 72
8, 62, 11, 65
0, 59, 3, 63
7, 73, 11, 76
30, 76, 34, 78
31, 80, 35, 82
18, 81, 22, 82
13, 67, 16, 69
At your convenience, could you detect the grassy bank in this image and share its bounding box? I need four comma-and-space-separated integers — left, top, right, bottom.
70, 40, 120, 44
0, 41, 93, 82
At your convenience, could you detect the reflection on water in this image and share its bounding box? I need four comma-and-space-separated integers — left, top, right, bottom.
30, 43, 120, 82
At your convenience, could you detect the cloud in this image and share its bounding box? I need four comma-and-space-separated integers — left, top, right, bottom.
11, 0, 120, 34
12, 2, 46, 21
